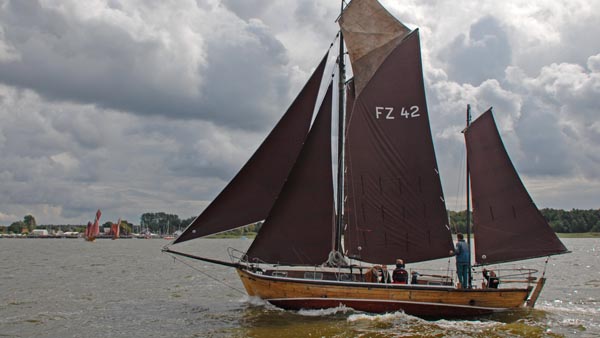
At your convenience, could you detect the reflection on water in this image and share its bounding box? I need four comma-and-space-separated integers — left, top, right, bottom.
0, 238, 598, 338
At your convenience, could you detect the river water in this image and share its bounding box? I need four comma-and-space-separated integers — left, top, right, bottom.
1, 237, 598, 337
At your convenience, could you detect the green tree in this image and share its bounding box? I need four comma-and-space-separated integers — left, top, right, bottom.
8, 221, 26, 234
447, 210, 472, 234
119, 220, 133, 235
140, 212, 181, 234
24, 215, 36, 232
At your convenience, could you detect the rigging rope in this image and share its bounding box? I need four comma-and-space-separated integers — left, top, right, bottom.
166, 253, 246, 296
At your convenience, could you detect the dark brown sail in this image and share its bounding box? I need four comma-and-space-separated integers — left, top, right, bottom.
246, 83, 335, 265
173, 53, 329, 244
465, 109, 568, 265
343, 30, 453, 264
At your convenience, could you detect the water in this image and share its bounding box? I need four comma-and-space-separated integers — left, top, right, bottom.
1, 238, 598, 337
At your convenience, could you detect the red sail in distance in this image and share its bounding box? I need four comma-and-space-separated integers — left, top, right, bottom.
91, 209, 101, 237
465, 109, 568, 265
173, 53, 329, 244
85, 221, 92, 238
246, 83, 335, 265
343, 30, 453, 265
112, 218, 121, 239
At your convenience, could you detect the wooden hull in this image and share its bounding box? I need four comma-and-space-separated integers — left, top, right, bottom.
237, 269, 533, 318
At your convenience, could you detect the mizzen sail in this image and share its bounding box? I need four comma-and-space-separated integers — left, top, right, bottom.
343, 30, 453, 265
465, 109, 568, 265
246, 83, 335, 265
173, 53, 329, 244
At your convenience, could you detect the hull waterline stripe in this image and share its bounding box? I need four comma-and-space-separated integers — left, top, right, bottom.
266, 297, 505, 312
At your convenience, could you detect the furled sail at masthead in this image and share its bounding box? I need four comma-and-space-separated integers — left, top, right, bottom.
339, 0, 410, 96
465, 109, 569, 265
173, 53, 329, 244
341, 0, 453, 265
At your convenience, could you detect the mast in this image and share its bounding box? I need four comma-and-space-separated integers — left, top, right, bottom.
465, 104, 472, 288
335, 0, 346, 254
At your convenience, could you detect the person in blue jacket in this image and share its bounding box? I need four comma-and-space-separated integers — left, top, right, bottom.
450, 233, 470, 288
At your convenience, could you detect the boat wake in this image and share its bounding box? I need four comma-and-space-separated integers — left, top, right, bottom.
239, 296, 282, 311
347, 311, 414, 323
432, 318, 502, 330
297, 305, 354, 317
538, 301, 600, 316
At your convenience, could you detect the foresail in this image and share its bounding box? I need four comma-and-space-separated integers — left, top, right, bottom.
465, 109, 568, 265
246, 83, 335, 265
173, 53, 329, 244
339, 0, 410, 96
343, 30, 453, 265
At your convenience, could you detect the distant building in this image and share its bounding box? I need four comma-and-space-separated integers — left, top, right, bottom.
31, 229, 49, 236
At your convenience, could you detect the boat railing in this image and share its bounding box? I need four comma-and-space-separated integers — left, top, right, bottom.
472, 267, 539, 289
227, 247, 249, 264
407, 269, 454, 286
228, 248, 294, 274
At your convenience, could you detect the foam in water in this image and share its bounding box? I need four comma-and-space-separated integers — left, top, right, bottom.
432, 318, 501, 331
347, 311, 415, 323
538, 302, 600, 316
239, 296, 283, 311
297, 305, 354, 317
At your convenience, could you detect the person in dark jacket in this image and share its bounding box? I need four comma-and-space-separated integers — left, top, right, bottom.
392, 259, 408, 284
483, 268, 499, 288
450, 233, 470, 288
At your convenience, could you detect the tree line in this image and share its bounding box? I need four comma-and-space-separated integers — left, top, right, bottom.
138, 212, 262, 236
4, 215, 134, 235
448, 208, 600, 234
3, 208, 598, 235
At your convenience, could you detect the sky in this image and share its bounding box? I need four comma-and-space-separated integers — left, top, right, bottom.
0, 0, 599, 226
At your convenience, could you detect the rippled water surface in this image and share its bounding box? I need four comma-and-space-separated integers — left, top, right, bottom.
1, 238, 598, 337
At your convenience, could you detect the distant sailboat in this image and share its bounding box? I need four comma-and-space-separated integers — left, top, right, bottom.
111, 218, 121, 240
85, 209, 101, 242
164, 0, 568, 318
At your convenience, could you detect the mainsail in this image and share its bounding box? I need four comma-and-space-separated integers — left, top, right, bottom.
342, 28, 453, 264
465, 109, 568, 265
173, 53, 329, 244
85, 221, 92, 238
246, 83, 335, 265
92, 209, 101, 237
86, 209, 101, 240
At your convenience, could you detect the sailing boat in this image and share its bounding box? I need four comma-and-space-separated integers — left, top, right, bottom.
111, 218, 121, 240
165, 0, 568, 318
85, 209, 102, 242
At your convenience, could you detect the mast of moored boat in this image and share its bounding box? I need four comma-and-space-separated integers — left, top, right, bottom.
465, 104, 473, 288
334, 0, 346, 256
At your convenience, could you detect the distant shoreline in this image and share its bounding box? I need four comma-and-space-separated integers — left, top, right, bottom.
557, 232, 600, 238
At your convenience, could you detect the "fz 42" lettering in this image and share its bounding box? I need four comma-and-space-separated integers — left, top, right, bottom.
375, 106, 420, 119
